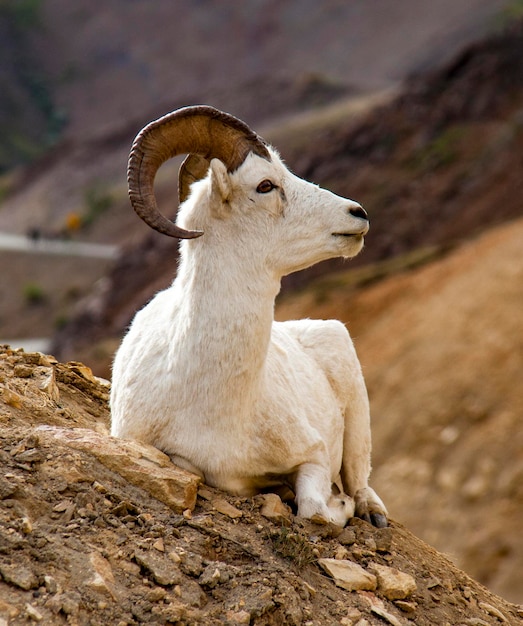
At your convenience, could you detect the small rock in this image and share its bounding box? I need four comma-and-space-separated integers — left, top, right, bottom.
178, 578, 207, 608
340, 607, 362, 625
38, 368, 60, 402
0, 562, 38, 590
0, 477, 17, 500
153, 538, 165, 552
260, 493, 292, 523
199, 563, 233, 588
0, 386, 22, 408
212, 498, 243, 519
180, 551, 203, 577
364, 537, 377, 552
86, 551, 117, 599
335, 545, 350, 560
370, 605, 403, 626
119, 560, 141, 576
478, 601, 507, 622
68, 362, 97, 384
198, 486, 214, 500
375, 527, 393, 552
21, 516, 33, 534
134, 549, 183, 586
44, 575, 58, 594
318, 558, 377, 592
14, 364, 33, 378
226, 609, 251, 624
427, 576, 443, 589
146, 587, 167, 602
168, 551, 182, 564
302, 580, 317, 597
160, 602, 187, 622
53, 499, 73, 512
394, 600, 417, 613
36, 426, 201, 513
60, 592, 81, 616
369, 563, 417, 600
25, 604, 43, 622
25, 352, 54, 366
337, 528, 357, 546
14, 448, 44, 464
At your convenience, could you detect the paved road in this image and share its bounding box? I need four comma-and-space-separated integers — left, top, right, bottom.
0, 232, 119, 260
0, 233, 119, 354
0, 338, 51, 353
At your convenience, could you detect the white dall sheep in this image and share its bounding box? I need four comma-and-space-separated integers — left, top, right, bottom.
111, 105, 387, 527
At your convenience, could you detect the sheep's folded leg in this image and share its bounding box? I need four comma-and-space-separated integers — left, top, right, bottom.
294, 462, 335, 523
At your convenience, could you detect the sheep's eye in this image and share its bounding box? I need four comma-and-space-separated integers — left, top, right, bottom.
256, 179, 275, 194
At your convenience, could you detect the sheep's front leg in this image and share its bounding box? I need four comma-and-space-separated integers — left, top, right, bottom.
341, 355, 388, 528
354, 487, 387, 528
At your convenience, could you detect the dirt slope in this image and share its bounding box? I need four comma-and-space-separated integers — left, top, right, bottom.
277, 216, 523, 603
1, 346, 522, 625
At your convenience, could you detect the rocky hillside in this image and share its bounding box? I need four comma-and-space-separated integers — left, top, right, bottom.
1, 345, 522, 625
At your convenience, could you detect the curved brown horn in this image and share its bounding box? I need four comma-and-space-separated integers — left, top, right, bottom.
178, 154, 210, 206
128, 105, 270, 238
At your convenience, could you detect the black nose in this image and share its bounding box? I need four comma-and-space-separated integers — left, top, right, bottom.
349, 206, 368, 221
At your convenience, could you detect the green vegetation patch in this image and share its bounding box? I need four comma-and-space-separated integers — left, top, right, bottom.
407, 126, 469, 174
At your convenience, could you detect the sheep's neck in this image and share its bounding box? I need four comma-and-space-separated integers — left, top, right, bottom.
174, 251, 280, 419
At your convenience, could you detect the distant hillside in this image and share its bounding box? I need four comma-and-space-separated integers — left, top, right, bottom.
0, 1, 65, 172
0, 0, 511, 348
0, 0, 507, 229
51, 18, 523, 373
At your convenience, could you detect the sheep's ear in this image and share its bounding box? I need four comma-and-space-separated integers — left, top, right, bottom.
209, 158, 232, 208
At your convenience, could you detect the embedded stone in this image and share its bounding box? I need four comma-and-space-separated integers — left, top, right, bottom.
260, 493, 292, 523
38, 368, 60, 402
318, 558, 377, 591
212, 498, 243, 519
0, 563, 38, 590
35, 426, 201, 512
369, 563, 417, 600
134, 549, 183, 586
85, 551, 117, 599
0, 386, 22, 409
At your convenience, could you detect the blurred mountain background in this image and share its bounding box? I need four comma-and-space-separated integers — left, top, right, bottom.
0, 0, 522, 604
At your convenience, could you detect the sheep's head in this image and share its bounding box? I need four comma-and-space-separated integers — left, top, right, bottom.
128, 106, 369, 274
128, 105, 270, 239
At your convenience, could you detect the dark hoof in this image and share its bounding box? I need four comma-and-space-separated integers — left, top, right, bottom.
371, 513, 388, 528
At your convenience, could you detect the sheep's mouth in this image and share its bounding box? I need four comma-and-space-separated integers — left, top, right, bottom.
332, 233, 364, 239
